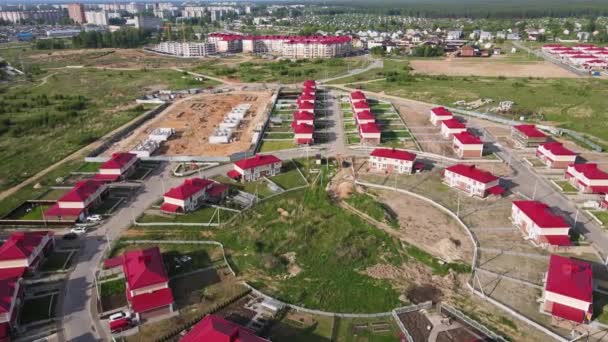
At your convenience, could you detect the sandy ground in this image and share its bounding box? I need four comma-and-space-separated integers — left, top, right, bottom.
106, 90, 273, 157
410, 58, 579, 78
395, 102, 456, 156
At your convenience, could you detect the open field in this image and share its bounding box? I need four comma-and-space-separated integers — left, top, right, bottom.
105, 90, 272, 157
349, 76, 608, 143
192, 56, 370, 83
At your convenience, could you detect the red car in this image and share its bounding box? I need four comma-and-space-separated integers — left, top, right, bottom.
109, 317, 132, 333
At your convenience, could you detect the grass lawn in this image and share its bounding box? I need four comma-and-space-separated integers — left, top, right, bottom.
15, 204, 51, 220
265, 132, 295, 139
269, 166, 307, 190
100, 278, 126, 297
139, 206, 235, 224
40, 252, 73, 272
554, 180, 578, 193
76, 162, 102, 173
20, 295, 57, 324
351, 74, 608, 144
327, 59, 407, 85
591, 211, 608, 226
346, 192, 399, 228
38, 188, 68, 201
527, 157, 547, 168
346, 134, 361, 144
259, 140, 296, 152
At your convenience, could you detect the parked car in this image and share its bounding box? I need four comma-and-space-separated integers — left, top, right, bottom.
70, 227, 87, 234
109, 311, 129, 322
86, 214, 103, 222
109, 317, 132, 334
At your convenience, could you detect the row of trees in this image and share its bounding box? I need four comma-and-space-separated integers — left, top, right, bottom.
71, 28, 153, 49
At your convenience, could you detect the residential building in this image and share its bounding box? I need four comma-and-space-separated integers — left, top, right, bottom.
180, 314, 270, 342
565, 163, 608, 194
297, 101, 315, 115
94, 152, 138, 182
350, 90, 366, 104
440, 118, 466, 139
45, 180, 108, 222
429, 107, 453, 126
355, 110, 375, 126
536, 142, 578, 169
0, 9, 65, 23
84, 11, 108, 26
67, 3, 86, 24
446, 30, 462, 40
298, 93, 315, 105
302, 80, 316, 89
452, 132, 483, 159
122, 247, 175, 321
444, 164, 504, 198
208, 33, 243, 53
358, 122, 381, 145
150, 41, 216, 57
511, 124, 548, 147
511, 201, 571, 247
241, 35, 352, 58
352, 100, 370, 114
0, 231, 54, 272
160, 178, 227, 214
369, 148, 416, 174
181, 6, 206, 18
228, 155, 282, 182
292, 122, 314, 145
460, 45, 476, 57
293, 111, 314, 126
542, 255, 592, 323
0, 267, 26, 337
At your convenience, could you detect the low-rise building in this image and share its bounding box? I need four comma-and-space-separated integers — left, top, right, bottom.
511, 201, 571, 247
208, 32, 243, 53
369, 148, 416, 174
429, 107, 453, 126
180, 314, 270, 342
358, 122, 381, 145
292, 122, 314, 145
298, 93, 315, 105
350, 90, 366, 104
355, 110, 375, 126
565, 163, 608, 194
293, 111, 314, 126
149, 41, 217, 58
122, 247, 175, 322
297, 101, 315, 115
160, 178, 227, 214
444, 164, 504, 198
440, 118, 466, 139
228, 155, 282, 182
0, 231, 54, 272
511, 124, 548, 147
536, 142, 578, 169
542, 255, 592, 323
452, 132, 483, 159
94, 152, 138, 182
45, 180, 108, 222
352, 100, 370, 114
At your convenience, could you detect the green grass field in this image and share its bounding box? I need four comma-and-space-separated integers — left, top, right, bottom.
592, 211, 608, 226
259, 140, 296, 152
138, 206, 235, 224
346, 192, 399, 228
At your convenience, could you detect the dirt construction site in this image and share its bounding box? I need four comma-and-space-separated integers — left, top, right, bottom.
106, 90, 273, 157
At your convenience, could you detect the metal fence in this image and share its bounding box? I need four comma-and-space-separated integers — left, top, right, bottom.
392, 301, 433, 342
438, 302, 509, 342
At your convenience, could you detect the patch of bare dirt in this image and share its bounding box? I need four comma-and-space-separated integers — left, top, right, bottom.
409, 58, 579, 78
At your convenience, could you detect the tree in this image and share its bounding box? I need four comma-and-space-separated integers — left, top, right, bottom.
370, 46, 385, 57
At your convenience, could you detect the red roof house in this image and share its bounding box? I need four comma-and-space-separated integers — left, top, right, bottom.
292, 122, 314, 145
161, 178, 226, 214
180, 314, 270, 342
297, 101, 315, 114
301, 86, 316, 96
511, 125, 548, 147
512, 201, 571, 247
94, 152, 138, 182
302, 80, 316, 89
543, 255, 592, 323
444, 164, 504, 198
122, 247, 174, 321
298, 93, 316, 104
565, 163, 608, 194
429, 107, 453, 126
0, 267, 26, 333
369, 148, 416, 174
231, 155, 282, 182
44, 180, 108, 222
0, 231, 54, 272
293, 111, 315, 126
358, 122, 381, 145
452, 131, 483, 159
537, 142, 578, 169
355, 110, 375, 126
440, 118, 467, 139
350, 90, 366, 104
351, 100, 370, 114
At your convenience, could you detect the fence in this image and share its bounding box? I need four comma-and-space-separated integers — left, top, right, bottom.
392, 301, 433, 342
438, 302, 510, 342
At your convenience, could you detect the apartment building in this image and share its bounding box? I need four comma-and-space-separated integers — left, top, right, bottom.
151, 41, 216, 57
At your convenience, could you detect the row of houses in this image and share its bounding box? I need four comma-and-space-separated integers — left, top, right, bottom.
429, 107, 484, 159
292, 80, 316, 145
542, 44, 608, 70
349, 91, 381, 145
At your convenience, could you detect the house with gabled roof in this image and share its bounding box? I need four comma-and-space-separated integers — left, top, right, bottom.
292, 122, 314, 145
355, 110, 375, 126
350, 90, 366, 104
160, 178, 227, 214
44, 180, 108, 222
298, 93, 315, 105
511, 124, 549, 147
565, 163, 608, 194
122, 247, 174, 322
358, 122, 381, 145
429, 107, 453, 126
369, 148, 417, 174
511, 201, 571, 247
536, 142, 578, 169
351, 100, 370, 114
452, 131, 483, 159
93, 152, 138, 182
0, 231, 54, 272
228, 154, 282, 182
440, 118, 467, 139
542, 255, 592, 324
180, 314, 270, 342
297, 101, 315, 115
0, 267, 26, 338
293, 111, 314, 126
444, 164, 504, 198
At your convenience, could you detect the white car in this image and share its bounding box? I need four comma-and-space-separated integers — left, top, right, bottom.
70, 227, 87, 234
109, 311, 129, 322
86, 215, 103, 222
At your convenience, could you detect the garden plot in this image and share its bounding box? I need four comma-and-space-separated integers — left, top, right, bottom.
333, 316, 402, 342
20, 294, 58, 325
268, 311, 334, 341
477, 250, 549, 285
474, 229, 550, 255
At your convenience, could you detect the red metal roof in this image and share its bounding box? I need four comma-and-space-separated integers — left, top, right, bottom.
103, 256, 123, 269
93, 173, 120, 182
569, 163, 608, 180
164, 178, 213, 201
513, 201, 569, 228
551, 302, 586, 323
298, 93, 315, 101
543, 235, 572, 247
180, 314, 270, 342
350, 91, 366, 100
160, 203, 181, 213
302, 80, 316, 88
234, 155, 281, 170
292, 123, 314, 134
445, 164, 498, 184
353, 101, 370, 109
513, 124, 547, 138
293, 111, 315, 121
100, 152, 137, 171
441, 118, 466, 129
370, 148, 416, 161
208, 183, 229, 198
359, 122, 380, 134
356, 110, 375, 121
129, 287, 174, 313
44, 204, 83, 219
227, 170, 241, 179
431, 107, 453, 116
0, 267, 26, 314
546, 254, 592, 303
0, 231, 52, 262
453, 131, 482, 145
486, 185, 505, 196
590, 186, 608, 194
123, 247, 169, 291
296, 138, 313, 145
208, 32, 243, 41
58, 180, 105, 203
539, 142, 577, 156
298, 101, 315, 110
